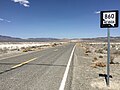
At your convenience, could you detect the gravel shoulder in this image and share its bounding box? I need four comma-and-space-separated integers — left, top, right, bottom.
71, 43, 120, 90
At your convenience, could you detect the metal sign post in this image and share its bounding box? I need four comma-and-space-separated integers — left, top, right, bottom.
107, 28, 110, 86
100, 10, 119, 86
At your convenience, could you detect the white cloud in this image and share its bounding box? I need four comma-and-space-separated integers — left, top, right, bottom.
95, 11, 100, 14
12, 0, 30, 7
5, 20, 11, 23
0, 18, 11, 23
0, 18, 4, 21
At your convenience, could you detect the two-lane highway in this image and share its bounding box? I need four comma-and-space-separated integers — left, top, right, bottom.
0, 43, 75, 90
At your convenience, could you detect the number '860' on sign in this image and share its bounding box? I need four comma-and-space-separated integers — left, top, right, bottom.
100, 10, 119, 28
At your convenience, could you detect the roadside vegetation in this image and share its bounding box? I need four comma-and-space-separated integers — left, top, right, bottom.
72, 42, 120, 90
0, 42, 64, 54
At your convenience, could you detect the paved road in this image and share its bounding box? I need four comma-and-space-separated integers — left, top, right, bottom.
0, 43, 75, 90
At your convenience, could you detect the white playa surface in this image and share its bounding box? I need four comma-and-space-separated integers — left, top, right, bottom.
0, 42, 65, 59
0, 42, 51, 50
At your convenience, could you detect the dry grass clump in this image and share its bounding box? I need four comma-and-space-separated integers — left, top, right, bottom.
99, 55, 103, 58
95, 48, 104, 54
22, 49, 28, 52
21, 46, 44, 52
91, 61, 106, 68
0, 48, 8, 53
110, 55, 115, 64
95, 46, 109, 54
31, 46, 37, 49
113, 50, 120, 55
59, 43, 62, 45
85, 50, 91, 53
84, 47, 91, 56
103, 46, 107, 51
92, 57, 98, 62
52, 43, 58, 47
22, 47, 33, 52
91, 56, 106, 68
51, 43, 63, 47
85, 53, 89, 56
85, 47, 91, 53
111, 44, 116, 48
95, 62, 106, 67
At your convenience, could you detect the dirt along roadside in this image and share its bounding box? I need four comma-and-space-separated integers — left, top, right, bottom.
71, 43, 120, 90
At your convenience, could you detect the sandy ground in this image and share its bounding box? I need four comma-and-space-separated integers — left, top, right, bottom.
71, 43, 120, 90
0, 42, 51, 50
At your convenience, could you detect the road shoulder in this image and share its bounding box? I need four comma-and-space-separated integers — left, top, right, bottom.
71, 43, 120, 90
71, 43, 97, 90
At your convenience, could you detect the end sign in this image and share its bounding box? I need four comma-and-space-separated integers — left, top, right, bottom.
100, 10, 119, 28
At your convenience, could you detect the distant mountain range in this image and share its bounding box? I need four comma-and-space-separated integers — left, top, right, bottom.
0, 35, 23, 42
0, 35, 120, 42
81, 36, 120, 42
0, 35, 60, 42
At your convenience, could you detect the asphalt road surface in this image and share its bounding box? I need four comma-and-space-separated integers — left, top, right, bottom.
0, 43, 75, 90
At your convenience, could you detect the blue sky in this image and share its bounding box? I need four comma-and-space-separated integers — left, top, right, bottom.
0, 0, 120, 39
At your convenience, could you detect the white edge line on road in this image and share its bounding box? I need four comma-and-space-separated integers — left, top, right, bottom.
59, 44, 76, 90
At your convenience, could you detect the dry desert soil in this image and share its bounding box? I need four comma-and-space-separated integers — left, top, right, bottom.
71, 43, 120, 90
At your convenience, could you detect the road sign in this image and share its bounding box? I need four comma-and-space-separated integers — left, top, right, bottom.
100, 10, 119, 86
100, 10, 119, 28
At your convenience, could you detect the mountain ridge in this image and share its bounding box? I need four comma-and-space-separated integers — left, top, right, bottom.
0, 35, 60, 42
0, 35, 120, 42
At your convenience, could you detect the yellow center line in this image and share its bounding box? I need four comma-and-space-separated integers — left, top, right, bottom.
11, 58, 37, 69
